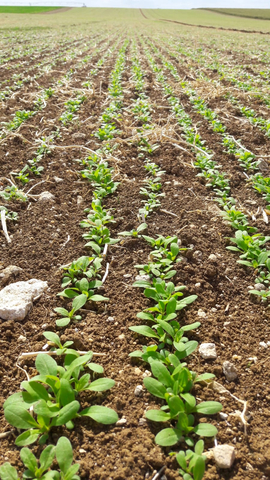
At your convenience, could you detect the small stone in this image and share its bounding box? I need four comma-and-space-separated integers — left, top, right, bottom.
246, 462, 254, 471
54, 176, 63, 183
209, 254, 217, 262
223, 361, 238, 382
142, 370, 151, 378
118, 334, 125, 340
116, 418, 127, 426
199, 343, 217, 359
123, 274, 132, 278
134, 385, 143, 397
79, 448, 86, 453
18, 335, 27, 342
195, 282, 201, 288
134, 367, 142, 375
197, 309, 207, 318
41, 324, 48, 329
135, 274, 150, 282
0, 265, 22, 287
38, 191, 55, 203
213, 445, 236, 469
139, 418, 147, 426
254, 283, 266, 291
259, 341, 268, 348
107, 316, 115, 322
77, 196, 83, 205
219, 412, 228, 420
0, 279, 48, 321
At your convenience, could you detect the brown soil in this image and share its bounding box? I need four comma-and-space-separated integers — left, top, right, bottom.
1, 33, 270, 480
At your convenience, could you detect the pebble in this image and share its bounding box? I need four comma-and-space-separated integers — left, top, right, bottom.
255, 283, 266, 291
199, 343, 217, 359
197, 309, 207, 318
139, 418, 147, 426
259, 341, 270, 348
77, 196, 83, 205
116, 418, 127, 426
79, 448, 86, 453
208, 254, 217, 262
213, 445, 236, 469
134, 385, 143, 397
219, 412, 228, 420
107, 316, 115, 322
118, 334, 125, 340
134, 367, 142, 375
0, 265, 22, 287
142, 370, 151, 378
18, 335, 27, 342
223, 361, 238, 382
38, 191, 55, 203
54, 176, 63, 183
135, 274, 150, 282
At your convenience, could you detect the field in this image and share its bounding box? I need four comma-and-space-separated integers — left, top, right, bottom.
145, 8, 270, 32
0, 7, 270, 480
0, 6, 63, 14
200, 9, 270, 21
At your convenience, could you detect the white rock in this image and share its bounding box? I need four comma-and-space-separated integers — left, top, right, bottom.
134, 367, 142, 375
18, 335, 27, 342
223, 361, 238, 382
135, 274, 150, 282
116, 418, 127, 426
219, 412, 228, 420
54, 176, 63, 183
138, 417, 147, 426
38, 191, 55, 203
199, 343, 217, 359
134, 385, 143, 397
213, 445, 236, 469
142, 370, 151, 378
118, 334, 125, 340
0, 279, 48, 321
79, 448, 86, 453
77, 196, 83, 205
208, 254, 217, 262
0, 265, 22, 287
197, 309, 207, 318
259, 341, 268, 348
255, 283, 266, 291
107, 316, 115, 322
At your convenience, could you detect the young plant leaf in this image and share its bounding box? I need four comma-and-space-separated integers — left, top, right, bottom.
80, 405, 118, 424
155, 427, 183, 446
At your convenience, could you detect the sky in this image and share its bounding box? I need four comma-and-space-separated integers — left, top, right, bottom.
0, 0, 270, 7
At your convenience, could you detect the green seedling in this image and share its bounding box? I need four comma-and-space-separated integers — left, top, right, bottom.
174, 440, 206, 480
0, 206, 18, 221
4, 352, 117, 446
54, 294, 87, 327
227, 230, 270, 269
0, 185, 28, 202
144, 361, 222, 447
119, 223, 147, 237
0, 436, 80, 480
61, 256, 103, 288
58, 278, 108, 306
43, 331, 76, 356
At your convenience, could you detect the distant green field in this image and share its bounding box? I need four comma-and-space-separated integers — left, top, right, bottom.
0, 6, 63, 14
200, 8, 270, 21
